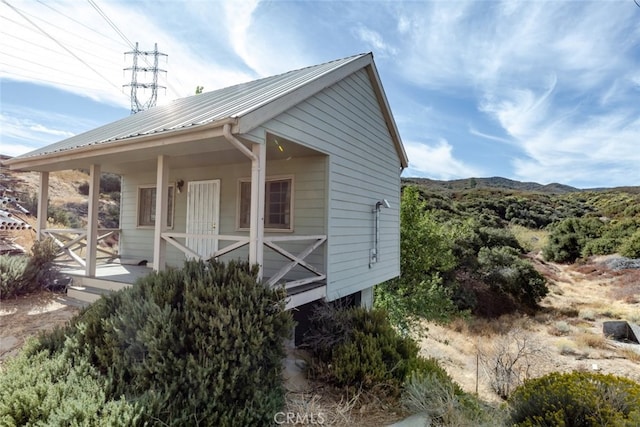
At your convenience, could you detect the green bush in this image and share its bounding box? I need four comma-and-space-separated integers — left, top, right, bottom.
0, 239, 60, 299
0, 342, 139, 426
20, 259, 293, 426
543, 217, 604, 263
303, 304, 420, 393
619, 229, 640, 258
478, 227, 523, 252
0, 255, 29, 298
477, 246, 548, 307
78, 173, 121, 195
376, 186, 460, 329
509, 371, 640, 426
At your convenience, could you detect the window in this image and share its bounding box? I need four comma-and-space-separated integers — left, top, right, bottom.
137, 185, 174, 228
238, 177, 292, 230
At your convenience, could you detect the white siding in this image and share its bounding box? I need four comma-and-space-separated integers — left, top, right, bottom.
247, 68, 402, 300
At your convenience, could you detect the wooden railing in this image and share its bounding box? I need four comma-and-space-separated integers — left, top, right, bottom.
42, 228, 120, 267
161, 232, 327, 288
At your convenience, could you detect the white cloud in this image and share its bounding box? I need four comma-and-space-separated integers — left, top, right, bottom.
390, 0, 640, 187
403, 139, 483, 180
353, 25, 397, 57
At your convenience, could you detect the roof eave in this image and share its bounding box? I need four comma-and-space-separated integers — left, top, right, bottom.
365, 61, 409, 169
5, 117, 239, 172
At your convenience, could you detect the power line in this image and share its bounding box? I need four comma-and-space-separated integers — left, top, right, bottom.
87, 0, 135, 50
2, 0, 127, 100
35, 0, 125, 46
0, 53, 113, 85
0, 31, 123, 70
86, 0, 182, 98
1, 70, 118, 92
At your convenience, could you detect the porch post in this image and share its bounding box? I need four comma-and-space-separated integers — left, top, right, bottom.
36, 171, 49, 240
153, 154, 169, 272
249, 142, 266, 279
86, 164, 100, 277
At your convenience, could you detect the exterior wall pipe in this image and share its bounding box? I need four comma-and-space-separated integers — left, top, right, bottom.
222, 124, 257, 161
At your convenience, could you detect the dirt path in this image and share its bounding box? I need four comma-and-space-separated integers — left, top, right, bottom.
0, 292, 80, 363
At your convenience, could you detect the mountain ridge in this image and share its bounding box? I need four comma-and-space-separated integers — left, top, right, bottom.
402, 176, 640, 194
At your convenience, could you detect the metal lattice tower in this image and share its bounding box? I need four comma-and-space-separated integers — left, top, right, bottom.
123, 42, 167, 114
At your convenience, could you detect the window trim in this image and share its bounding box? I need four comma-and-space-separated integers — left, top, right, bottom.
136, 184, 175, 229
236, 175, 294, 232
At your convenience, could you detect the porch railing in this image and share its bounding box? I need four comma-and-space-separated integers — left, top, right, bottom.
41, 228, 120, 267
161, 232, 327, 288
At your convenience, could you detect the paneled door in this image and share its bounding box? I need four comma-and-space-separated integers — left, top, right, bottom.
186, 180, 220, 259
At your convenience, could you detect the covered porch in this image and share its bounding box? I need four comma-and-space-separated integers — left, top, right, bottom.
20, 121, 329, 309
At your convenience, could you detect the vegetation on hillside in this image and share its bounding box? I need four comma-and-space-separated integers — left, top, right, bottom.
377, 181, 640, 325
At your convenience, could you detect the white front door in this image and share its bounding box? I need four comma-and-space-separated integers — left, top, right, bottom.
186, 180, 220, 259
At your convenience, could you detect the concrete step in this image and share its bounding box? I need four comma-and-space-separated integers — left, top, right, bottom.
71, 276, 131, 292
67, 285, 112, 304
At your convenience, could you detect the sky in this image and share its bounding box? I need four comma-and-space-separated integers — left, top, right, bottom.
1, 0, 639, 189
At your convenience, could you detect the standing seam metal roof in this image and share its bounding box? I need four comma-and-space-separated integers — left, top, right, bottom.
16, 53, 370, 159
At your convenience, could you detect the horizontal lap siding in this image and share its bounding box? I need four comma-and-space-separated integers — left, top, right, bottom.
120, 157, 327, 275
249, 68, 401, 300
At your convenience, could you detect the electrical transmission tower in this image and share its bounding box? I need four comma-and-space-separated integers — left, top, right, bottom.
123, 42, 167, 114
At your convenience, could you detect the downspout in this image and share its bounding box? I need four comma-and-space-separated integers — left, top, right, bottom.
222, 124, 264, 278
222, 124, 256, 162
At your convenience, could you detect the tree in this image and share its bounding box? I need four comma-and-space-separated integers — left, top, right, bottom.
195, 85, 204, 94
375, 186, 459, 330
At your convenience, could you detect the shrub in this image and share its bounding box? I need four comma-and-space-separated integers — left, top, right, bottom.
509, 371, 640, 426
543, 217, 604, 263
0, 255, 29, 298
478, 327, 548, 400
619, 229, 640, 258
0, 342, 139, 426
478, 227, 523, 252
78, 173, 121, 196
22, 259, 293, 426
303, 304, 420, 393
0, 238, 61, 299
402, 370, 505, 426
477, 246, 548, 308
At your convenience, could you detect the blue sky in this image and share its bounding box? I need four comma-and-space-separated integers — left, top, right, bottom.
1, 0, 639, 188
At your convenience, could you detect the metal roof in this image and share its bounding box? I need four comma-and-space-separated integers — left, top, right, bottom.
14, 53, 371, 159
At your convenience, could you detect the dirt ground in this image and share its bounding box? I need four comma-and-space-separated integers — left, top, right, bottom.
416, 255, 640, 402
0, 291, 80, 362
1, 255, 638, 424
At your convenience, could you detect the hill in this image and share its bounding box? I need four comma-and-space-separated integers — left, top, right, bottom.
403, 176, 580, 194
403, 176, 640, 195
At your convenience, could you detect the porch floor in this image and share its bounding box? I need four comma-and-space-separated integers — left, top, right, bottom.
61, 263, 326, 309
61, 263, 153, 284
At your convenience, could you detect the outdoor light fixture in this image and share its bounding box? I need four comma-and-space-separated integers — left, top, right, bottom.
176, 179, 185, 193
370, 199, 391, 267
376, 199, 391, 210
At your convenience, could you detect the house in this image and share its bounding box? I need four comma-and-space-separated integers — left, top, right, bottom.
4, 53, 408, 315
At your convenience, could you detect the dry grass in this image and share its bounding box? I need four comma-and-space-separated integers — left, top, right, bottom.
509, 225, 548, 253
284, 387, 405, 426
618, 348, 640, 363
575, 331, 612, 350
555, 338, 581, 356
417, 256, 640, 401
548, 320, 571, 336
